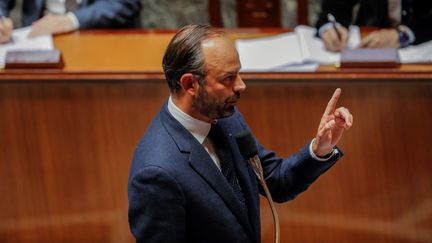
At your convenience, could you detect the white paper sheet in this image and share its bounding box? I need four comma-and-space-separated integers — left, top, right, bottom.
236, 32, 304, 71
399, 40, 432, 63
0, 27, 54, 68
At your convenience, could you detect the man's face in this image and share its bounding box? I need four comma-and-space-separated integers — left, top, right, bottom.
192, 36, 246, 121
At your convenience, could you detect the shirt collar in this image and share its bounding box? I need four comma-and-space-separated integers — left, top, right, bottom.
167, 96, 211, 144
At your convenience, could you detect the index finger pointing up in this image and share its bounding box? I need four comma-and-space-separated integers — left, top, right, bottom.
323, 88, 341, 116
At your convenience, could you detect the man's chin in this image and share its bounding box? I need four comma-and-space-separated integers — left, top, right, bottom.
218, 106, 236, 118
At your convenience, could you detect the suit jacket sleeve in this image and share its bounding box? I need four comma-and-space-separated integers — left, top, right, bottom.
73, 0, 141, 28
128, 166, 186, 243
315, 0, 360, 29
233, 111, 341, 203
257, 141, 340, 203
0, 0, 14, 17
405, 1, 432, 44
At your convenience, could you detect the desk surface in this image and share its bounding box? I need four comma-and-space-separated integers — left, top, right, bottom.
1, 29, 431, 81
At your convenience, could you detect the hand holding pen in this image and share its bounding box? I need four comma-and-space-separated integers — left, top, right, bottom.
0, 16, 13, 44
321, 13, 348, 52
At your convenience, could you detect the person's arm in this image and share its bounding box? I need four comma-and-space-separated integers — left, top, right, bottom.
234, 88, 352, 203
0, 0, 14, 43
315, 0, 359, 31
128, 166, 186, 243
258, 140, 342, 203
403, 1, 432, 45
232, 113, 341, 202
73, 0, 142, 28
315, 0, 359, 51
28, 0, 142, 37
28, 13, 77, 37
0, 0, 14, 18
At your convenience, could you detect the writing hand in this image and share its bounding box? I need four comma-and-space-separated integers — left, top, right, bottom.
360, 29, 400, 48
29, 14, 76, 38
0, 17, 13, 44
322, 26, 348, 52
313, 88, 353, 157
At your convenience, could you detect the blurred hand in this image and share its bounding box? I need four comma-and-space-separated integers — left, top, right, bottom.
321, 25, 348, 52
0, 17, 13, 44
360, 29, 400, 48
29, 14, 76, 38
313, 88, 353, 157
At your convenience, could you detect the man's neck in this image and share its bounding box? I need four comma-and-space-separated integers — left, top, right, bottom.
171, 95, 213, 123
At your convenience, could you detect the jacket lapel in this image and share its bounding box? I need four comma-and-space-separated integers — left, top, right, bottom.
219, 122, 261, 238
160, 103, 256, 241
189, 148, 255, 241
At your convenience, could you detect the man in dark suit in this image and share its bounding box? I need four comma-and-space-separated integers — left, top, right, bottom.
0, 0, 141, 43
315, 0, 432, 51
128, 24, 353, 243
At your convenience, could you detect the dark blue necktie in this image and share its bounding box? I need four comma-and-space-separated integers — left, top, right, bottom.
208, 124, 248, 214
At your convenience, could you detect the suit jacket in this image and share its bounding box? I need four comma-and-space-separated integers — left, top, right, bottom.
128, 102, 341, 243
0, 0, 141, 28
315, 0, 432, 44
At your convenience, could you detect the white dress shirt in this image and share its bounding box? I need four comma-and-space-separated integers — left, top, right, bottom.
45, 0, 81, 28
167, 97, 222, 170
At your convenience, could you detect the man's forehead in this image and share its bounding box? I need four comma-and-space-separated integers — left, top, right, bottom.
201, 36, 240, 74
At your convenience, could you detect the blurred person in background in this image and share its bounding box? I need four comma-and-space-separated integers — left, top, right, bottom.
0, 0, 142, 43
315, 0, 432, 51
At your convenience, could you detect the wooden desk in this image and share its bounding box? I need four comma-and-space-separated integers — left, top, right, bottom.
1, 29, 431, 81
1, 30, 431, 243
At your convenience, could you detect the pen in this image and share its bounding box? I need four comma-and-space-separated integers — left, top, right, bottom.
327, 13, 342, 41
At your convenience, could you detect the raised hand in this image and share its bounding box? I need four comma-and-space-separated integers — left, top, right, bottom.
312, 88, 353, 157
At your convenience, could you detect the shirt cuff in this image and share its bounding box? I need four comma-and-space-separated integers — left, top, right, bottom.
398, 25, 415, 44
66, 12, 80, 29
309, 138, 339, 162
318, 22, 342, 37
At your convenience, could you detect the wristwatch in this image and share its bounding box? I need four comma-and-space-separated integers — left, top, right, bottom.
395, 25, 410, 48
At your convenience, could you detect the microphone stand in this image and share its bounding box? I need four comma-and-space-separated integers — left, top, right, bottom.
235, 130, 280, 243
249, 155, 280, 243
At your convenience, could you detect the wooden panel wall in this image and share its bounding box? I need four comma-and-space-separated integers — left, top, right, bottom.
1, 80, 431, 242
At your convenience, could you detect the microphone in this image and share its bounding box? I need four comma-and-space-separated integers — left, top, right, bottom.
235, 130, 263, 179
235, 130, 280, 243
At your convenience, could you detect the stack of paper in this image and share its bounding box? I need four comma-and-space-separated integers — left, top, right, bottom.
235, 25, 361, 72
235, 25, 432, 72
399, 41, 432, 63
0, 27, 54, 68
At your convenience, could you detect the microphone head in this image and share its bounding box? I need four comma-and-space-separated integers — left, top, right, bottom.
235, 130, 258, 160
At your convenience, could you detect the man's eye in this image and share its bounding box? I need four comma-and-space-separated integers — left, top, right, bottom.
223, 75, 235, 82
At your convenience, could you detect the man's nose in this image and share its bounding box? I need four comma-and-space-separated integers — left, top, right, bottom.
234, 75, 246, 92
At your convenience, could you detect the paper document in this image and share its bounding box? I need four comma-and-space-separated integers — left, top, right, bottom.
398, 40, 432, 63
0, 27, 54, 68
235, 25, 360, 72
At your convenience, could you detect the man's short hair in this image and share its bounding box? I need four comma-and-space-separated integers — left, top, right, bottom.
162, 24, 226, 94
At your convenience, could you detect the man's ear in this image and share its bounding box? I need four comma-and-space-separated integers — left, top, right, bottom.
180, 73, 198, 95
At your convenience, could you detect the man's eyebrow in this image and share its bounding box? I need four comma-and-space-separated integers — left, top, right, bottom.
226, 66, 242, 75
219, 70, 239, 78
